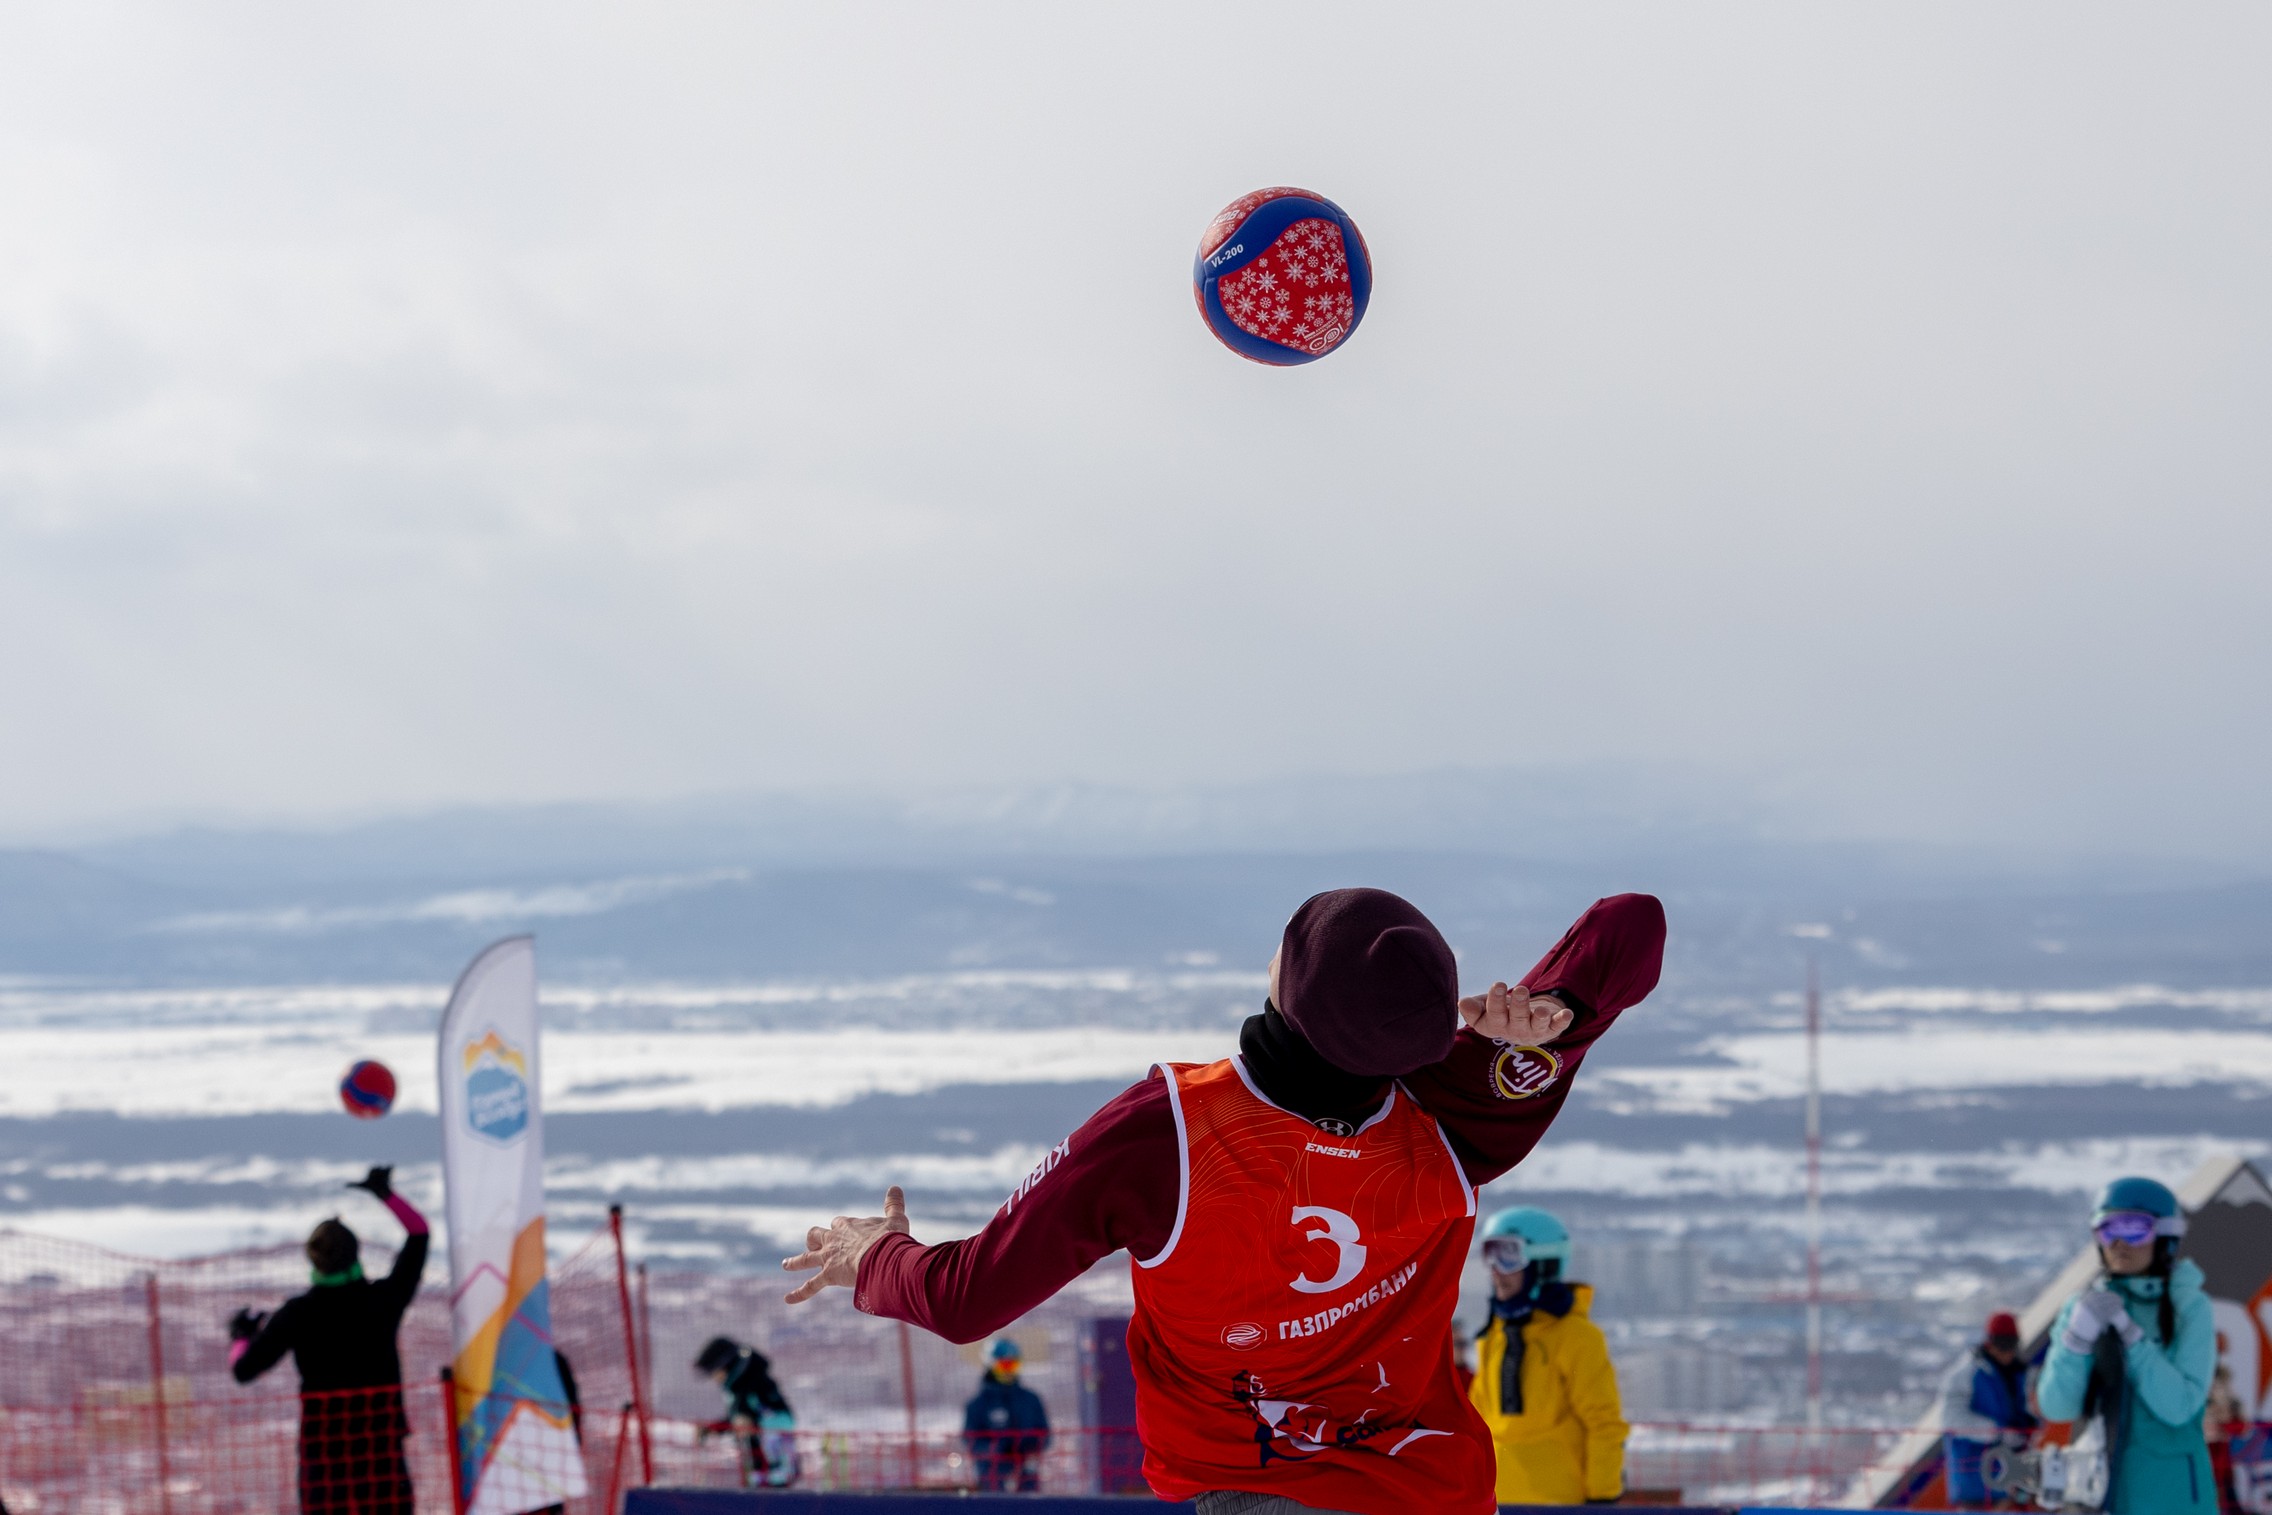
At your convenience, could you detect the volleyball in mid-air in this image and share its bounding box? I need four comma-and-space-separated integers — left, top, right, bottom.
1193, 187, 1372, 366
340, 1059, 397, 1119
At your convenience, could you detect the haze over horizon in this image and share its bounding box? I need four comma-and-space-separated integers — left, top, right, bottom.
4, 5, 2269, 861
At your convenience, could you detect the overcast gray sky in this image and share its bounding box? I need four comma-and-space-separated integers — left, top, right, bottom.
1, 4, 2267, 857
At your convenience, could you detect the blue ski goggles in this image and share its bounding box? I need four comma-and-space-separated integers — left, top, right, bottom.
2092, 1210, 2159, 1247
1482, 1238, 1528, 1274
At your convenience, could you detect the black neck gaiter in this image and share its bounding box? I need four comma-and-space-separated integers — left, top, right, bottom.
1238, 1003, 1389, 1133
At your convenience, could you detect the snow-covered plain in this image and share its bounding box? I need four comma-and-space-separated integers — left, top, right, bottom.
0, 1022, 1249, 1117
1592, 1027, 2272, 1112
3, 973, 2267, 1253
1496, 1134, 2272, 1201
5, 970, 2266, 1424
3, 975, 2269, 1119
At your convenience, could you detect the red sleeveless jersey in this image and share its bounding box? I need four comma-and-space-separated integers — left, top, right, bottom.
1126, 1057, 1494, 1515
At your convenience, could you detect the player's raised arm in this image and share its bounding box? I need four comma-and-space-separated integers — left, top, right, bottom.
1458, 980, 1577, 1046
780, 1076, 1181, 1342
1402, 893, 1667, 1188
782, 1186, 913, 1303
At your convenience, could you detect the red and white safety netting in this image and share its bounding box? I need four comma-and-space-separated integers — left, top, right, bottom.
1, 1221, 1912, 1509
0, 1216, 646, 1514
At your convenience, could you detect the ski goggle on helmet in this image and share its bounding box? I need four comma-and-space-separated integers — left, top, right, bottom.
1482, 1237, 1528, 1274
2092, 1211, 2161, 1247
2088, 1176, 2185, 1249
1479, 1206, 1571, 1276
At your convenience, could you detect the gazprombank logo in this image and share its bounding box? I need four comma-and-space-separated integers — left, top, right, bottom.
462, 1029, 530, 1144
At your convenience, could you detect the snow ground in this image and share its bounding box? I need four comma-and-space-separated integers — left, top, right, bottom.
3, 975, 2270, 1120
0, 1022, 1244, 1117
4, 970, 2267, 1425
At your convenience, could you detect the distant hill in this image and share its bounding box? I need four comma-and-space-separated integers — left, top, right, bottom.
74, 766, 1789, 887
0, 850, 195, 968
2, 769, 2267, 989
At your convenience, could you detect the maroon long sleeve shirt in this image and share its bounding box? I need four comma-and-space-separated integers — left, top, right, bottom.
854, 893, 1666, 1343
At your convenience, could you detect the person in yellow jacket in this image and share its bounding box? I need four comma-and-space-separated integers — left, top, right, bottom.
1469, 1205, 1628, 1504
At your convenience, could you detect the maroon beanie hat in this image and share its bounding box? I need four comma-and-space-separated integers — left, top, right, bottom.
1276, 888, 1459, 1077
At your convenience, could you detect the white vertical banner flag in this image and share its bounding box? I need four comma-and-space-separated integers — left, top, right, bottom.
436, 936, 588, 1514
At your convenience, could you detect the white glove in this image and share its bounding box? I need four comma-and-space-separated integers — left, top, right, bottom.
2067, 1288, 2144, 1352
2059, 1293, 2113, 1355
2083, 1287, 2145, 1347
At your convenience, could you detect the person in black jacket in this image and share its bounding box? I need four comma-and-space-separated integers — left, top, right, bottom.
695, 1336, 797, 1487
230, 1166, 429, 1515
962, 1337, 1050, 1492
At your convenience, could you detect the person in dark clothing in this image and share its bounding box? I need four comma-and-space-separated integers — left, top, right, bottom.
552, 1349, 582, 1447
963, 1337, 1051, 1492
526, 1350, 585, 1515
230, 1165, 429, 1515
694, 1336, 797, 1487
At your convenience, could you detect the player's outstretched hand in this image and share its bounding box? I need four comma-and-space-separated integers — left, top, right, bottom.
347, 1165, 394, 1200
782, 1185, 912, 1304
228, 1306, 268, 1341
1458, 982, 1574, 1045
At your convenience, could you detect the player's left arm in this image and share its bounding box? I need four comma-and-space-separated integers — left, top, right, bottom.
348, 1166, 430, 1313
781, 1073, 1180, 1342
229, 1299, 297, 1383
1402, 893, 1666, 1188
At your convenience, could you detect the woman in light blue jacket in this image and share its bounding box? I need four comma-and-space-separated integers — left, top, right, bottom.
2037, 1176, 2217, 1514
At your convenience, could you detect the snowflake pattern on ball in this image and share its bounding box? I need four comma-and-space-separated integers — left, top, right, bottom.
1216, 218, 1355, 356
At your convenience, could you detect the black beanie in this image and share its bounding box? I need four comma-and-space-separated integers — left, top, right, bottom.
1277, 888, 1458, 1076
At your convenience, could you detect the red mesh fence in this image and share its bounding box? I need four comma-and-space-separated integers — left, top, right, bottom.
0, 1218, 643, 1515
629, 1262, 1129, 1432
1626, 1422, 1911, 1506
642, 1424, 1148, 1496
0, 1221, 1913, 1509
0, 1388, 627, 1515
1, 1401, 1912, 1511
628, 1422, 1912, 1503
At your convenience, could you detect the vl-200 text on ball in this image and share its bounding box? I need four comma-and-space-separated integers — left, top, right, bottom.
1193, 187, 1372, 366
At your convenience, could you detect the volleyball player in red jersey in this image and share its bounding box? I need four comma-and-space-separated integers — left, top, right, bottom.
785, 888, 1664, 1515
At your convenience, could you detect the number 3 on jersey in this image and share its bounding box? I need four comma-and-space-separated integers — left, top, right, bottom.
1289, 1206, 1366, 1294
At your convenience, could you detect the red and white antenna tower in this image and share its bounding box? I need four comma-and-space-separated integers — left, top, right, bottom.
1804, 952, 1824, 1433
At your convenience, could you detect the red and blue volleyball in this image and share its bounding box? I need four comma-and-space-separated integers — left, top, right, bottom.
1193, 187, 1372, 366
339, 1059, 396, 1119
